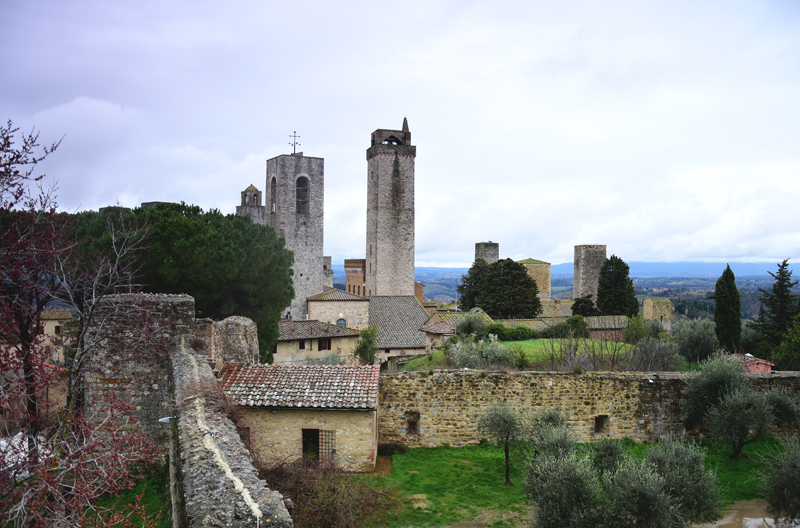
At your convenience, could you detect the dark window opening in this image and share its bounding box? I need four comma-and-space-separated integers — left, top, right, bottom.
393, 169, 399, 178
357, 285, 361, 295
406, 410, 420, 436
296, 177, 310, 214
336, 319, 346, 326
660, 315, 663, 322
302, 429, 336, 463
54, 325, 61, 335
270, 177, 277, 213
299, 340, 305, 350
382, 135, 403, 145
595, 415, 609, 434
318, 338, 332, 351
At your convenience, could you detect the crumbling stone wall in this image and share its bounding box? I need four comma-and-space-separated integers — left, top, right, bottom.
170, 337, 292, 528
211, 316, 260, 367
378, 370, 800, 447
83, 293, 195, 445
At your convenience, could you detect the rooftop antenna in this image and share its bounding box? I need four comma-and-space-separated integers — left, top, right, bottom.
289, 131, 301, 155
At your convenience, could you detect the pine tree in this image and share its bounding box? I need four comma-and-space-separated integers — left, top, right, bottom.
596, 255, 637, 318
714, 264, 741, 352
750, 259, 800, 347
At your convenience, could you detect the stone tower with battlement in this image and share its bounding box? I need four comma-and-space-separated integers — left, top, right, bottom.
266, 153, 325, 319
574, 245, 607, 302
365, 118, 416, 297
236, 184, 267, 225
475, 242, 499, 264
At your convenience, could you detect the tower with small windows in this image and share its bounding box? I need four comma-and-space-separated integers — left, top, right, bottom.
365, 118, 416, 297
236, 184, 267, 225
265, 153, 325, 319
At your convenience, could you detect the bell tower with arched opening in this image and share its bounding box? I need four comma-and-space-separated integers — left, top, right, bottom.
236, 184, 266, 225
266, 152, 325, 319
365, 118, 416, 297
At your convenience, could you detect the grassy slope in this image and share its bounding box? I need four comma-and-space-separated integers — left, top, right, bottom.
95, 471, 171, 528
371, 437, 781, 527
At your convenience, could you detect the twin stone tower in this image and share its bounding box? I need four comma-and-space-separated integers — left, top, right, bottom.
236, 119, 416, 318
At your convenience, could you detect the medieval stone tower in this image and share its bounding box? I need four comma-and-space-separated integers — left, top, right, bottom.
266, 153, 325, 318
365, 118, 416, 297
475, 242, 499, 264
236, 184, 267, 225
574, 245, 607, 301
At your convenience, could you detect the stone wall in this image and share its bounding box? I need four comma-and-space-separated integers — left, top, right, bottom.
83, 294, 195, 445
308, 299, 370, 329
644, 298, 673, 331
378, 370, 800, 448
238, 408, 378, 472
475, 242, 499, 264
211, 316, 260, 367
520, 260, 551, 300
574, 245, 607, 300
273, 335, 358, 365
170, 337, 292, 527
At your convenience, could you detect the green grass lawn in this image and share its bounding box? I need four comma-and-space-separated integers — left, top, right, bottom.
369, 436, 781, 527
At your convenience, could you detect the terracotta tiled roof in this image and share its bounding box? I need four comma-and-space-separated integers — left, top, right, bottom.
732, 353, 774, 367
539, 300, 574, 318
307, 286, 368, 302
369, 296, 429, 349
278, 319, 359, 341
218, 364, 380, 409
419, 320, 455, 335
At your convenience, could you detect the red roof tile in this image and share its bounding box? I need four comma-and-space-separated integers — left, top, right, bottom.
307, 286, 368, 302
218, 364, 380, 410
278, 319, 360, 341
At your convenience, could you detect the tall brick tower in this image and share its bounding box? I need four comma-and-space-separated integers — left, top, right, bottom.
574, 245, 607, 301
266, 153, 324, 319
365, 118, 416, 297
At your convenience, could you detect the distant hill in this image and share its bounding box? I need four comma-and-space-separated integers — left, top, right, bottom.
330, 261, 793, 284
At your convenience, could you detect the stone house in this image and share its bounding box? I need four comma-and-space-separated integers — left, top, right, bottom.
40, 308, 74, 364
419, 320, 455, 352
307, 286, 370, 330
368, 296, 430, 365
272, 319, 360, 365
643, 297, 673, 331
733, 353, 775, 373
218, 364, 380, 472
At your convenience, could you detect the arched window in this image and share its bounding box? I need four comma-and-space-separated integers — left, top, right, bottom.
336, 319, 346, 327
270, 177, 277, 213
357, 285, 361, 296
296, 177, 309, 214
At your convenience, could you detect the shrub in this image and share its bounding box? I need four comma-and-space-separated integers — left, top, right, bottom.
506, 325, 537, 341
590, 439, 624, 475
644, 438, 721, 523
486, 322, 507, 340
256, 458, 403, 528
764, 388, 800, 427
352, 326, 379, 365
707, 388, 773, 459
456, 312, 487, 339
541, 315, 589, 339
682, 353, 748, 428
525, 453, 600, 528
762, 440, 800, 524
601, 457, 683, 528
624, 315, 650, 344
673, 319, 719, 362
626, 337, 683, 372
446, 334, 512, 369
534, 426, 575, 460
508, 344, 529, 369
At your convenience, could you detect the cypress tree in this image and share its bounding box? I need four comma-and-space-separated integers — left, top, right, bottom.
714, 264, 741, 352
597, 255, 636, 317
750, 259, 800, 347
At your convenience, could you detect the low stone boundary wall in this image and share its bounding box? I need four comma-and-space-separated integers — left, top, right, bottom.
378, 370, 800, 447
169, 336, 292, 528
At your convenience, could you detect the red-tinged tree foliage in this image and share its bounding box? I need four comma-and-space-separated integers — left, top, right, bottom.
0, 121, 163, 527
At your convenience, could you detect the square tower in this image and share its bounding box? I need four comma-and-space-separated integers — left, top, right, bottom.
266, 153, 325, 319
365, 119, 416, 297
574, 244, 607, 301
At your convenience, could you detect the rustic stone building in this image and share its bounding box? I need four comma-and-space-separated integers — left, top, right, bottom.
574, 244, 607, 301
307, 286, 370, 330
368, 296, 429, 365
272, 319, 360, 365
365, 119, 416, 297
643, 297, 673, 331
219, 364, 381, 472
344, 258, 366, 296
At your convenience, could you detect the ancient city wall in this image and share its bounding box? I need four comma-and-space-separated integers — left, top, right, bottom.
378, 370, 800, 447
169, 337, 292, 528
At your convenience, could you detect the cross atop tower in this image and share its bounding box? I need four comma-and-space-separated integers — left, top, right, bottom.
289, 131, 301, 154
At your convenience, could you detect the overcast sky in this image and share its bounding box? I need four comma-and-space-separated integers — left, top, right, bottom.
3, 0, 800, 267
